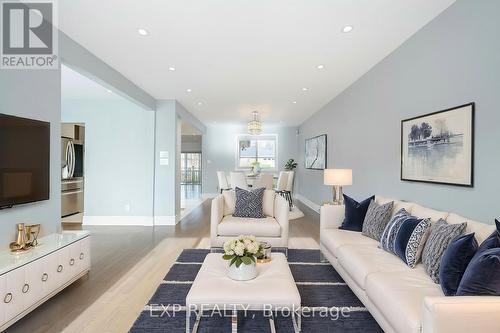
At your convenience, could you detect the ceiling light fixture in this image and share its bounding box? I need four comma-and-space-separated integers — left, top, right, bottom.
186, 88, 192, 92
197, 102, 203, 106
341, 25, 354, 33
168, 67, 176, 71
302, 87, 308, 91
137, 28, 149, 36
292, 101, 297, 104
106, 89, 112, 93
248, 111, 263, 135
317, 64, 325, 69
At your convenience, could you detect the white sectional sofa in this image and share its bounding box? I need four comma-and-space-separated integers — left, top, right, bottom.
211, 190, 289, 249
320, 195, 500, 333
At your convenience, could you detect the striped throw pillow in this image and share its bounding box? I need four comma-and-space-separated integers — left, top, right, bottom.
380, 208, 411, 252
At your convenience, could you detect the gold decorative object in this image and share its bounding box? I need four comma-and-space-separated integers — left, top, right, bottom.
9, 223, 41, 253
26, 224, 41, 247
256, 242, 272, 263
257, 258, 272, 264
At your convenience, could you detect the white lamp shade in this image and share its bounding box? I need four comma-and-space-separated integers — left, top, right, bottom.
324, 169, 353, 186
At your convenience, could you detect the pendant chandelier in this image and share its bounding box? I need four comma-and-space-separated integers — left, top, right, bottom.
247, 111, 262, 135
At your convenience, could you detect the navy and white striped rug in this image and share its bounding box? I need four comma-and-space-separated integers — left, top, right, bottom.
130, 249, 382, 332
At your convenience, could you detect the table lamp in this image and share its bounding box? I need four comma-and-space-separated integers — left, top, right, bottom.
324, 169, 352, 205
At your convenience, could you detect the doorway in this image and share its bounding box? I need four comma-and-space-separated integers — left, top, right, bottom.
181, 152, 202, 199
179, 120, 204, 219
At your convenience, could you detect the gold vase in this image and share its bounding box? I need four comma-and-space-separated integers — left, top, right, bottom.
15, 223, 26, 248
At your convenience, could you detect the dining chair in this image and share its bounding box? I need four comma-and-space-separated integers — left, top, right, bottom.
217, 171, 231, 193
275, 171, 293, 210
275, 171, 288, 192
230, 172, 248, 190
283, 171, 295, 209
254, 173, 274, 190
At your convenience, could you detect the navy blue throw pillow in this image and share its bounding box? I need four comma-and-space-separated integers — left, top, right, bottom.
339, 194, 375, 232
440, 233, 478, 296
477, 219, 500, 252
456, 247, 500, 296
394, 217, 423, 265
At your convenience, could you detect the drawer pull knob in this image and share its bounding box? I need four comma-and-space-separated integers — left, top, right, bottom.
4, 293, 12, 303
57, 265, 63, 273
70, 258, 75, 266
42, 273, 49, 282
22, 283, 30, 294
79, 253, 84, 260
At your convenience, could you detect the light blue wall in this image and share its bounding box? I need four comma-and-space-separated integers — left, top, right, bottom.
0, 69, 61, 246
154, 100, 180, 220
61, 99, 155, 217
297, 0, 500, 223
202, 125, 299, 194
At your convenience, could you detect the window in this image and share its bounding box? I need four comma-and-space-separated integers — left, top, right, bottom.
181, 153, 202, 185
237, 135, 277, 170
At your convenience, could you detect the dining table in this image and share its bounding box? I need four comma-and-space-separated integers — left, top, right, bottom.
245, 173, 278, 188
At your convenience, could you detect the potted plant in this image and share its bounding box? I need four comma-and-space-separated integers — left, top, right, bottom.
284, 159, 298, 171
222, 235, 262, 281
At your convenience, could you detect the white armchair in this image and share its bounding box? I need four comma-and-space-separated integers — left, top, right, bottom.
210, 190, 289, 250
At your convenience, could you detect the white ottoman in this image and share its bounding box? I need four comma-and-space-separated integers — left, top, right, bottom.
186, 253, 301, 332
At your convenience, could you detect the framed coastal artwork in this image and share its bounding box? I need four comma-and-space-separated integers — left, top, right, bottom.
401, 103, 474, 187
305, 134, 327, 170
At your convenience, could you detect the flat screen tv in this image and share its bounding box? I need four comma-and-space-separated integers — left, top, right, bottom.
0, 114, 50, 209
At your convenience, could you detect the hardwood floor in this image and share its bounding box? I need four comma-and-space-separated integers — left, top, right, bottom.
6, 199, 319, 333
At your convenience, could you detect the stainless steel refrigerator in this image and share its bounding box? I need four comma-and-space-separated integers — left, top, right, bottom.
61, 124, 84, 217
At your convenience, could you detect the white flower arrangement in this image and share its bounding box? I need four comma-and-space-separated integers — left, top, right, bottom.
222, 235, 263, 267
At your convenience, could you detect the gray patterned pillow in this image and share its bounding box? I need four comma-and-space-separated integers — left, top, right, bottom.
233, 187, 266, 219
362, 200, 394, 241
422, 219, 467, 283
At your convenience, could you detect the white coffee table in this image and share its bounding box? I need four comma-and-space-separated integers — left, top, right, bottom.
186, 253, 301, 333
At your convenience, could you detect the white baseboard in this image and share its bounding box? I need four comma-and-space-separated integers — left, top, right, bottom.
154, 215, 179, 225
83, 215, 180, 226
294, 194, 321, 213
83, 216, 154, 226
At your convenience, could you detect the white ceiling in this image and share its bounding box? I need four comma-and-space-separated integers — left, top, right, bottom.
59, 0, 455, 126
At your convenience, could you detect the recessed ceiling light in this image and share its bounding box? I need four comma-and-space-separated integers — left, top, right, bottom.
168, 67, 176, 71
197, 102, 203, 106
292, 101, 297, 104
317, 64, 325, 69
137, 28, 149, 36
341, 25, 354, 33
302, 87, 308, 92
106, 89, 112, 93
186, 88, 192, 92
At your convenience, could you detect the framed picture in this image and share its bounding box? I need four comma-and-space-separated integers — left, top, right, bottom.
305, 134, 327, 170
401, 103, 474, 187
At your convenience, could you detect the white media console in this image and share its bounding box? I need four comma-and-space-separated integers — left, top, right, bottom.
0, 231, 91, 331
